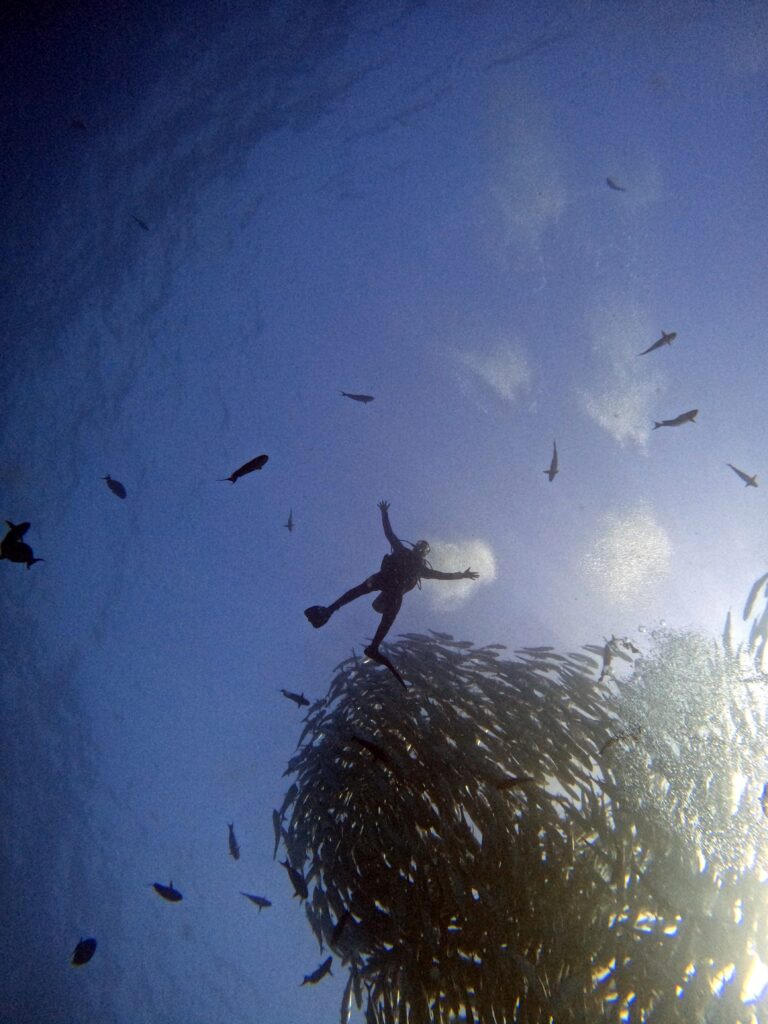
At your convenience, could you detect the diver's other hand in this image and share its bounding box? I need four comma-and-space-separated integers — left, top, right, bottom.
463, 567, 479, 580
378, 500, 390, 513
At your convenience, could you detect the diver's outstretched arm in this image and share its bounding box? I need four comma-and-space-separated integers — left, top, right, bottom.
422, 566, 479, 581
378, 500, 404, 551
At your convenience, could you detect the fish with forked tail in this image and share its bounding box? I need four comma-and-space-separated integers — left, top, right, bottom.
638, 330, 676, 356
544, 441, 558, 481
652, 409, 697, 429
241, 892, 271, 911
281, 859, 308, 900
727, 463, 758, 487
301, 956, 333, 985
340, 391, 374, 403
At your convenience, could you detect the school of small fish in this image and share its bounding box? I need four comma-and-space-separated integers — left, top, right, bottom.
276, 619, 768, 1023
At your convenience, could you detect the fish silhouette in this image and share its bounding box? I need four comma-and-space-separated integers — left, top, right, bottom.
606, 177, 626, 191
220, 453, 269, 483
133, 216, 150, 231
71, 937, 97, 965
241, 892, 272, 911
652, 409, 698, 429
638, 330, 676, 356
331, 910, 351, 945
1, 521, 43, 568
301, 956, 333, 985
340, 391, 374, 403
544, 441, 558, 481
228, 823, 240, 860
284, 509, 294, 532
280, 688, 310, 707
351, 733, 393, 766
152, 881, 182, 902
727, 463, 758, 487
280, 859, 308, 900
103, 474, 127, 499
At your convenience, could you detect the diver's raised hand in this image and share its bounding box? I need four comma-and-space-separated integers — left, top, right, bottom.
378, 500, 390, 513
463, 567, 479, 580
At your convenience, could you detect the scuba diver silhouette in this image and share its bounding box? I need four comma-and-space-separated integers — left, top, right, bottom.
304, 501, 479, 681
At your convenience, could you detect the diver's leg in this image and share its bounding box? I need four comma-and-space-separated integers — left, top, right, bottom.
304, 575, 381, 629
365, 593, 403, 653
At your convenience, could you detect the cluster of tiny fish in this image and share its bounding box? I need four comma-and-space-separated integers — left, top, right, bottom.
277, 599, 768, 1024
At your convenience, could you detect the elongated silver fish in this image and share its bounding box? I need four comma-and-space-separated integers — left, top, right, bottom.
220, 453, 269, 483
302, 956, 333, 985
544, 440, 558, 482
228, 823, 240, 860
340, 391, 374, 403
727, 463, 758, 487
652, 408, 697, 429
241, 892, 271, 911
638, 330, 676, 355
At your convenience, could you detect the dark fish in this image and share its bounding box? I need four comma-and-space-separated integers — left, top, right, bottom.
285, 509, 294, 532
495, 775, 535, 790
727, 463, 758, 487
228, 823, 240, 860
152, 880, 182, 902
70, 117, 87, 131
544, 440, 558, 482
606, 177, 626, 191
241, 892, 272, 911
351, 733, 393, 766
340, 391, 374, 403
280, 688, 310, 707
638, 330, 676, 356
331, 909, 351, 945
71, 937, 97, 966
301, 956, 333, 985
221, 453, 269, 483
103, 474, 127, 499
133, 216, 150, 231
652, 409, 698, 429
1, 521, 43, 569
280, 859, 308, 900
272, 809, 282, 859
761, 783, 768, 817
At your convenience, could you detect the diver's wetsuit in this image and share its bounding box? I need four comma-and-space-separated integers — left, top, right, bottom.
304, 502, 477, 655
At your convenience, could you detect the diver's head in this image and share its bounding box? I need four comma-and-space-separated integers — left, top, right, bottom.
414, 540, 430, 558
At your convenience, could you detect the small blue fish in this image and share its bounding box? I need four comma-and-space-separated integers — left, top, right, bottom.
71, 937, 97, 965
152, 880, 182, 902
103, 474, 127, 499
228, 823, 240, 860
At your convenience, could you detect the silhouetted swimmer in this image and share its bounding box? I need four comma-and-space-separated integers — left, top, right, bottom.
280, 859, 308, 900
652, 409, 698, 429
304, 501, 478, 677
639, 330, 676, 356
133, 216, 150, 231
302, 956, 333, 985
606, 177, 626, 191
241, 892, 272, 910
285, 509, 294, 532
544, 440, 558, 481
71, 937, 97, 965
1, 521, 43, 568
727, 463, 758, 487
103, 474, 127, 499
220, 453, 269, 483
340, 391, 374, 403
228, 823, 240, 860
280, 688, 310, 707
152, 881, 182, 902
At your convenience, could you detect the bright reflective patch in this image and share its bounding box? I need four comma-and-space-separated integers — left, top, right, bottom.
422, 539, 496, 609
582, 505, 672, 603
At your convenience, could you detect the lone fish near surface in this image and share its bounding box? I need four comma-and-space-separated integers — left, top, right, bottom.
152, 881, 183, 902
638, 330, 676, 356
241, 892, 272, 911
71, 937, 97, 966
103, 474, 127, 499
652, 409, 698, 429
727, 463, 758, 487
544, 440, 558, 482
340, 391, 374, 403
280, 688, 310, 707
228, 823, 240, 860
301, 956, 333, 985
220, 453, 269, 483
